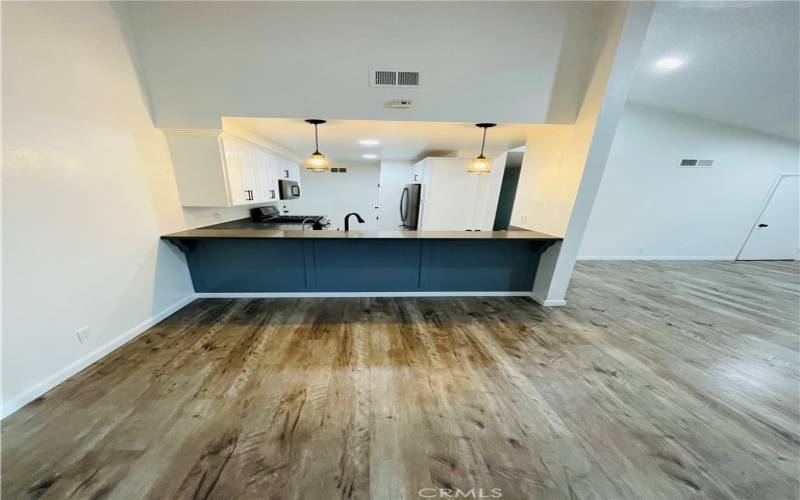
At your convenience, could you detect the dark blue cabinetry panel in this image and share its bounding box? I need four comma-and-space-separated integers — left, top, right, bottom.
312, 239, 423, 291
423, 240, 539, 291
188, 239, 307, 292
177, 237, 553, 293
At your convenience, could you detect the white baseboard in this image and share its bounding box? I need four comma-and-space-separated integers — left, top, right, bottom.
195, 291, 533, 298
1, 294, 196, 420
576, 256, 736, 261
529, 294, 566, 307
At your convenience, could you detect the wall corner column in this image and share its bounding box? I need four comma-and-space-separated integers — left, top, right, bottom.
531, 1, 655, 306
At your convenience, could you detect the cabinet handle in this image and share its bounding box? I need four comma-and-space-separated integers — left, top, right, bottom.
284, 170, 290, 179
270, 189, 276, 199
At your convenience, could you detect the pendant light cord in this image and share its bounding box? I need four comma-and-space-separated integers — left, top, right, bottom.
479, 127, 487, 157
314, 124, 320, 154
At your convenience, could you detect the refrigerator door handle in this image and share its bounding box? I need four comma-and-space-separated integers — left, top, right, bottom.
400, 187, 409, 222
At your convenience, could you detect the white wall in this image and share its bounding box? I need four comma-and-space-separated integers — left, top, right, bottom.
291, 163, 381, 231
377, 161, 413, 230
579, 103, 800, 259
509, 127, 573, 236
510, 2, 653, 306
1, 1, 243, 417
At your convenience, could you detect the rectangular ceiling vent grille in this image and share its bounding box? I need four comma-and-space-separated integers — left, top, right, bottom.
370, 70, 422, 88
679, 159, 714, 168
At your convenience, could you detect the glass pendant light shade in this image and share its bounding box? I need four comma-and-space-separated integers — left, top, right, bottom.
468, 123, 497, 174
304, 119, 329, 172
305, 151, 329, 172
468, 155, 492, 173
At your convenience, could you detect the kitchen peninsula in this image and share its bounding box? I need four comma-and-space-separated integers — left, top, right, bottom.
162, 221, 561, 294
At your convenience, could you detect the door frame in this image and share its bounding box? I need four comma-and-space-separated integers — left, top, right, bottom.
735, 173, 799, 260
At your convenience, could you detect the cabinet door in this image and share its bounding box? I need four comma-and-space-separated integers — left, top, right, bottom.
222, 139, 250, 205
259, 151, 280, 201
253, 150, 278, 202
280, 158, 301, 182
224, 137, 264, 205
240, 148, 259, 202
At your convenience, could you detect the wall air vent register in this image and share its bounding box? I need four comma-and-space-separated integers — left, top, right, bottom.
370, 70, 422, 88
679, 159, 714, 168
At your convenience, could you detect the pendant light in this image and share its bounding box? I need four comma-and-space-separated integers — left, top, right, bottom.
304, 119, 329, 173
468, 123, 497, 173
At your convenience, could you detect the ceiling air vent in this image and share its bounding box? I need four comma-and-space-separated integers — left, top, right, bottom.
679, 159, 714, 168
370, 70, 422, 88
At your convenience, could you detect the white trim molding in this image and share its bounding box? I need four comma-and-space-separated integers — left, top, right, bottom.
530, 294, 566, 307
576, 256, 736, 261
1, 295, 196, 419
195, 291, 534, 299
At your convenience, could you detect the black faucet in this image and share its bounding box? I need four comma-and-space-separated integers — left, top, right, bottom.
344, 212, 365, 231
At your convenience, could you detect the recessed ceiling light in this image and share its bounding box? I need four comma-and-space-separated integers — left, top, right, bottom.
362, 153, 378, 159
359, 139, 380, 146
656, 57, 684, 70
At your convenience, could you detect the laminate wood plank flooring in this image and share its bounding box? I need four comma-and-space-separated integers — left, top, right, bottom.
2, 261, 798, 499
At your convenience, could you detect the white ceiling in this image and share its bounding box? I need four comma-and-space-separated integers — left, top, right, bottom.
224, 117, 554, 163
116, 1, 615, 129
628, 1, 799, 140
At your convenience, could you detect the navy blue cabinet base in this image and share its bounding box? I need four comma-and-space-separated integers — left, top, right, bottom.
162, 228, 560, 294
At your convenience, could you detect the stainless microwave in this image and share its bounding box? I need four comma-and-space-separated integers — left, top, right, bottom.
278, 179, 301, 200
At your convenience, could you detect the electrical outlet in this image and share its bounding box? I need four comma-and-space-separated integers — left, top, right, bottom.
521, 215, 528, 223
76, 327, 90, 344
638, 246, 645, 254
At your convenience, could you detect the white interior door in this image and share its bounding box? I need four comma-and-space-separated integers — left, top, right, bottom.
738, 174, 799, 260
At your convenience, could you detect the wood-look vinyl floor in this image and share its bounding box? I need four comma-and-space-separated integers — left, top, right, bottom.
2, 261, 798, 500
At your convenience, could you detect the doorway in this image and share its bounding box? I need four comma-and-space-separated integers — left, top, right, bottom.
737, 174, 799, 260
492, 152, 524, 230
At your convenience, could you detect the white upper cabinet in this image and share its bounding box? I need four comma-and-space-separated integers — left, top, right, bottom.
254, 150, 280, 202
222, 136, 257, 205
278, 157, 301, 181
166, 131, 300, 207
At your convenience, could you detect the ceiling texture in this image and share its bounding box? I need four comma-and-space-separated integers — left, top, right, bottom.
628, 1, 799, 140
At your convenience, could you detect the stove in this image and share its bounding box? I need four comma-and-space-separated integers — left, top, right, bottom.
250, 206, 328, 230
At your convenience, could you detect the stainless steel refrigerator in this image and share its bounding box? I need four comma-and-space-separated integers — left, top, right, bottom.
399, 183, 422, 230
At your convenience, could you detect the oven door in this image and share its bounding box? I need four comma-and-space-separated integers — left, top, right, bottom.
278, 180, 301, 200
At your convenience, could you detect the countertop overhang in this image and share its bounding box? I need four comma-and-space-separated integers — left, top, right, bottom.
161, 228, 562, 241
160, 220, 560, 294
